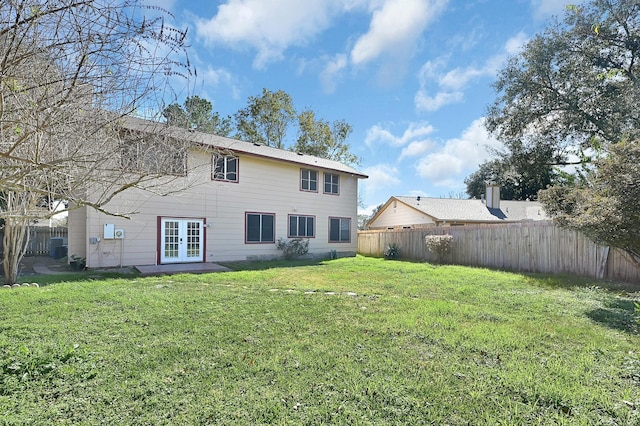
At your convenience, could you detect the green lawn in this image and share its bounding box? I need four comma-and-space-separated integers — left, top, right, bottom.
1, 256, 639, 425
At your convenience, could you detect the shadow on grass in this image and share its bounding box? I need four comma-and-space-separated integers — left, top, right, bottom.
524, 273, 640, 293
523, 273, 640, 335
13, 271, 140, 287
219, 258, 330, 272
586, 298, 639, 335
5, 256, 334, 286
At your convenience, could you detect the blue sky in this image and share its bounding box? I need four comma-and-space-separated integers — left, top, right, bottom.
153, 0, 583, 214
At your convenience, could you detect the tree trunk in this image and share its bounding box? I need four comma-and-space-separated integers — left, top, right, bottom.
2, 192, 32, 285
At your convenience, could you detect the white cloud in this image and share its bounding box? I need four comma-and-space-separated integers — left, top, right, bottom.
436, 33, 528, 91
365, 121, 435, 148
504, 31, 529, 56
195, 0, 342, 68
320, 54, 348, 93
530, 0, 586, 20
414, 32, 528, 112
399, 140, 434, 161
359, 164, 401, 201
415, 118, 500, 187
351, 0, 448, 65
197, 66, 242, 100
200, 67, 233, 86
414, 90, 463, 112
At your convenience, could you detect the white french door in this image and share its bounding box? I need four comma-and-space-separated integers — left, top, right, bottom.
160, 218, 204, 263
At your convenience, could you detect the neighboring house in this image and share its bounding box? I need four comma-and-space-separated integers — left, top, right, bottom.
367, 185, 547, 230
67, 117, 367, 268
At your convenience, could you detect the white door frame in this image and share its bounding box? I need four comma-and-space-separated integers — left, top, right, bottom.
159, 217, 205, 264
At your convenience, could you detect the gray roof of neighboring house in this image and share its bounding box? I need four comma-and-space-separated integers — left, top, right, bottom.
391, 196, 548, 223
122, 116, 368, 178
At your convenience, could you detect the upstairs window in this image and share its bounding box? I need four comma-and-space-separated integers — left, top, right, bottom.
324, 173, 339, 195
289, 215, 315, 238
329, 217, 351, 243
301, 169, 318, 192
212, 155, 238, 182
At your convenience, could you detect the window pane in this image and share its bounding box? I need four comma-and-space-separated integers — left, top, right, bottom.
289, 216, 298, 236
324, 173, 339, 194
302, 169, 317, 191
247, 214, 261, 242
307, 217, 314, 237
340, 219, 350, 241
214, 156, 238, 181
262, 214, 274, 242
214, 157, 224, 179
227, 157, 237, 181
329, 218, 340, 241
300, 217, 308, 236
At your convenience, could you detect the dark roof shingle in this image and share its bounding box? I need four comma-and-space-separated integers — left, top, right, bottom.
393, 196, 547, 223
122, 116, 367, 178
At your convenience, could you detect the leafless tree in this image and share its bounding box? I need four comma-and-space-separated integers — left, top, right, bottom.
0, 0, 194, 284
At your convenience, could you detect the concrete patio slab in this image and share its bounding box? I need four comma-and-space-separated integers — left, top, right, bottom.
134, 262, 232, 276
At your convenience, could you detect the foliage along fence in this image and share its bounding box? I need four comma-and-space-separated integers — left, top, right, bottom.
358, 221, 640, 284
0, 227, 68, 257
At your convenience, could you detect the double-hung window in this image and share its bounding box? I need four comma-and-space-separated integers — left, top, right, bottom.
289, 215, 315, 238
245, 213, 275, 243
324, 173, 339, 195
301, 169, 318, 192
212, 155, 238, 182
329, 217, 351, 243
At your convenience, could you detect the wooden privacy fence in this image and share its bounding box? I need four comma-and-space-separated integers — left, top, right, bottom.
0, 227, 68, 256
358, 221, 640, 284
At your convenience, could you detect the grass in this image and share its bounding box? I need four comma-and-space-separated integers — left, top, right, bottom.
1, 256, 639, 424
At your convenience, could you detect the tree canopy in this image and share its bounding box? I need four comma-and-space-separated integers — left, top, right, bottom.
539, 139, 640, 259
163, 96, 233, 136
293, 110, 360, 166
482, 0, 640, 263
465, 140, 558, 200
165, 89, 361, 166
0, 0, 192, 283
486, 0, 640, 164
234, 88, 296, 149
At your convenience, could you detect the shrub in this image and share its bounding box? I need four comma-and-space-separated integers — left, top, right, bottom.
276, 238, 309, 260
424, 235, 453, 263
384, 242, 400, 260
69, 254, 86, 271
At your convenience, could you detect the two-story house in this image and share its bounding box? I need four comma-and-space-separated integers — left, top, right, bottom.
67, 117, 367, 268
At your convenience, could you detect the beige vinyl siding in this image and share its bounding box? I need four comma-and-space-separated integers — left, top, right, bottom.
370, 201, 435, 229
67, 206, 87, 260
80, 147, 359, 267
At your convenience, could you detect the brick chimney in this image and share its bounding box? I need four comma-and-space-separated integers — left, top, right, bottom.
485, 184, 500, 209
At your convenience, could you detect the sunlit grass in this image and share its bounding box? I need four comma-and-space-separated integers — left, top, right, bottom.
1, 256, 638, 424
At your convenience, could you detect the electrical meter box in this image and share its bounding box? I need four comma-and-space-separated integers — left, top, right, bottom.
104, 224, 115, 239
